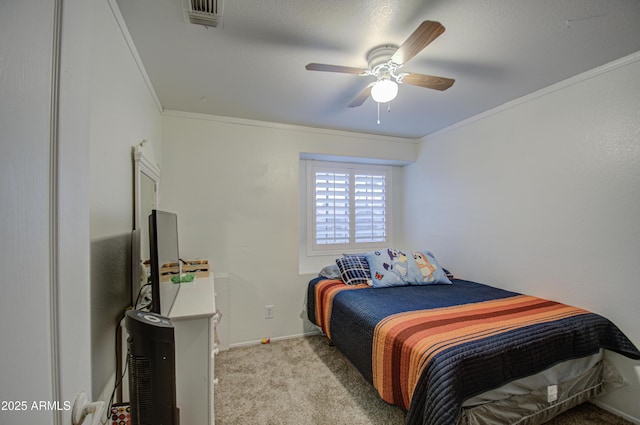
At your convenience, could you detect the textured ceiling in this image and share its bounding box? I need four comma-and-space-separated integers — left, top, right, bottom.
115, 0, 640, 139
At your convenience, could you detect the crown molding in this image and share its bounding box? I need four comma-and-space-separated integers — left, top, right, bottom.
162, 109, 421, 145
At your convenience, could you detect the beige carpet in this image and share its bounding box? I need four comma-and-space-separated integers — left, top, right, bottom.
214, 335, 632, 425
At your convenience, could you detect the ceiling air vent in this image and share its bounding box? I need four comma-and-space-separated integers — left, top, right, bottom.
183, 0, 223, 28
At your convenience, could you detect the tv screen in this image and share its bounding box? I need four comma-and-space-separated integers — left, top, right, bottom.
148, 210, 181, 316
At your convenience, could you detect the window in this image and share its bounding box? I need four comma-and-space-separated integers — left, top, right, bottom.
307, 161, 391, 255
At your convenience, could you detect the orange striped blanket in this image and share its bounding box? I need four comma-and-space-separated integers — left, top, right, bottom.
372, 294, 590, 410
313, 279, 368, 340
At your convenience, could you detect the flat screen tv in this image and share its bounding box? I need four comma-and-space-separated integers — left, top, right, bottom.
148, 210, 181, 316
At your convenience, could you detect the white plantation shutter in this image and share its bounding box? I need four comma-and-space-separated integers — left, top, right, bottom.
314, 170, 350, 245
308, 161, 390, 254
354, 172, 386, 243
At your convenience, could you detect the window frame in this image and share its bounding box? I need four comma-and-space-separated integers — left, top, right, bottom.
306, 160, 392, 256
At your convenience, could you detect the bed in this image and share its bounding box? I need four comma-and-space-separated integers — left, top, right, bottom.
307, 255, 640, 425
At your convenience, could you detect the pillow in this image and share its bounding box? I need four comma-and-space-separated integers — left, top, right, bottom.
318, 264, 341, 279
411, 252, 452, 285
335, 255, 371, 286
366, 249, 452, 288
366, 248, 413, 288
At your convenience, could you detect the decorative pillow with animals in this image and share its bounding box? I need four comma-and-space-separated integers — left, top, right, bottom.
365, 249, 452, 288
412, 251, 452, 285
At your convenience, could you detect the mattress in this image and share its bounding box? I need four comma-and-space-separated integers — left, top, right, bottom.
462, 350, 604, 407
458, 352, 624, 425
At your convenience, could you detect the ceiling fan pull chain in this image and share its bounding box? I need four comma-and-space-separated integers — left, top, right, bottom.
377, 102, 381, 125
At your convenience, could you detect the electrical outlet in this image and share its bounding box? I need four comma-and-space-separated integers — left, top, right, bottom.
265, 305, 274, 319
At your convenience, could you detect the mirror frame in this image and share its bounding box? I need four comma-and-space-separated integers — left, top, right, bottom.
133, 143, 161, 231
132, 143, 161, 306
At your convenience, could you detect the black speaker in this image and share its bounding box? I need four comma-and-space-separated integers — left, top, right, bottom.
126, 310, 179, 425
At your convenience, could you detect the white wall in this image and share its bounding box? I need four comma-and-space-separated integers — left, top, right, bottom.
58, 0, 95, 421
88, 0, 163, 400
403, 53, 640, 421
89, 0, 162, 239
161, 112, 416, 347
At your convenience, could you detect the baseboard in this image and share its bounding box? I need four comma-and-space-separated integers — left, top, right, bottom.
591, 400, 640, 425
228, 330, 321, 350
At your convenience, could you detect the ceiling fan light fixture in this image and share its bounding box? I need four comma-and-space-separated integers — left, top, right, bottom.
371, 78, 398, 103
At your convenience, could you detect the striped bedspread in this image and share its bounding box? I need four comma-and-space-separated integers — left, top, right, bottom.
307, 278, 640, 425
373, 295, 591, 410
312, 279, 368, 340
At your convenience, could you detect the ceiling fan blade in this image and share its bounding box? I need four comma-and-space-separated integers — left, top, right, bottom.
401, 73, 455, 91
391, 21, 445, 65
305, 63, 368, 75
348, 84, 374, 108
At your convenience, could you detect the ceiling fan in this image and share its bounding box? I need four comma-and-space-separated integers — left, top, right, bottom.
305, 20, 454, 108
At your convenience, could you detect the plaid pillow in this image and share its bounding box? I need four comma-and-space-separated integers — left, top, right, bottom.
336, 255, 371, 286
